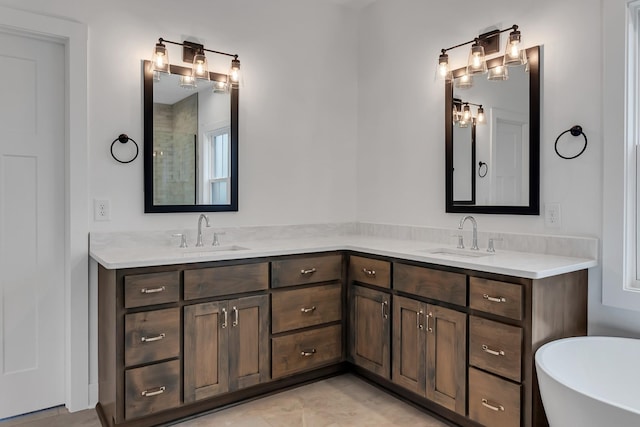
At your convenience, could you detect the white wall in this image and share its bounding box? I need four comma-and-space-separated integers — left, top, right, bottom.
356, 0, 640, 337
0, 0, 359, 231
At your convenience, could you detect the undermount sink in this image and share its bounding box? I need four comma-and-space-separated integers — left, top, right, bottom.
420, 247, 493, 258
180, 245, 250, 254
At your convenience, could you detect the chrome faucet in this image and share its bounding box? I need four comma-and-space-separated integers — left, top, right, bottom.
458, 215, 479, 250
196, 214, 210, 247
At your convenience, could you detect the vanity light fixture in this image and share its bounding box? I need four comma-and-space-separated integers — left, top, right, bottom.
151, 37, 241, 90
438, 24, 525, 84
487, 64, 508, 80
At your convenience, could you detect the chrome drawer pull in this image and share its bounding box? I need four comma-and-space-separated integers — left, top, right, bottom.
140, 286, 166, 294
300, 268, 317, 275
483, 294, 507, 303
232, 306, 239, 327
141, 333, 165, 343
481, 398, 505, 412
221, 308, 228, 329
300, 349, 317, 357
362, 268, 376, 277
141, 386, 165, 397
301, 306, 317, 313
482, 344, 505, 356
381, 300, 388, 319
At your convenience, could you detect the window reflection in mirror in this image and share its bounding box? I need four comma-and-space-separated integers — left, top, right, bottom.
445, 46, 540, 215
144, 61, 238, 213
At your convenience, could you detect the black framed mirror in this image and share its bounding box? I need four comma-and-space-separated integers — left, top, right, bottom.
445, 45, 540, 215
143, 60, 238, 213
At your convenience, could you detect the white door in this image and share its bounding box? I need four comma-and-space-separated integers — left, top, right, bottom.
490, 108, 529, 206
0, 30, 66, 418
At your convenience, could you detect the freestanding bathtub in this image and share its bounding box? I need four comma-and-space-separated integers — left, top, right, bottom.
535, 336, 640, 427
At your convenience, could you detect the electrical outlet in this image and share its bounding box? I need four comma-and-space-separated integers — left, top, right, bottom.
545, 203, 561, 228
94, 199, 110, 221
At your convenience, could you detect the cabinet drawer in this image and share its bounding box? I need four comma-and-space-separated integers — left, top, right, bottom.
184, 262, 269, 300
124, 271, 180, 308
469, 277, 523, 320
272, 254, 342, 288
469, 367, 521, 427
124, 308, 180, 367
125, 359, 180, 420
349, 256, 391, 288
272, 324, 342, 378
393, 263, 466, 306
272, 283, 342, 334
469, 316, 522, 382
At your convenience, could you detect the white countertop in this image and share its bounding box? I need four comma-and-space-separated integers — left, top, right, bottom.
90, 235, 597, 279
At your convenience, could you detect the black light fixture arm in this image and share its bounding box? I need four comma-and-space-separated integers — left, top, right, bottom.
158, 38, 238, 59
440, 24, 518, 54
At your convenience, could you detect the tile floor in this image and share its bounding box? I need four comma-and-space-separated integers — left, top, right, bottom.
0, 375, 451, 427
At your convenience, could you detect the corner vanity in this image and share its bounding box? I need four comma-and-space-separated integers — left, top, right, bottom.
91, 233, 595, 427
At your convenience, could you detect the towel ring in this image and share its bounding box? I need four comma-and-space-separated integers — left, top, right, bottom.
110, 134, 139, 164
478, 161, 488, 178
554, 125, 587, 160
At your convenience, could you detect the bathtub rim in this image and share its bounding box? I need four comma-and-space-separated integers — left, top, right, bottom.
535, 335, 640, 417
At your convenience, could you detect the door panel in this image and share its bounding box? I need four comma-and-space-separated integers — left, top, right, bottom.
228, 294, 270, 390
0, 30, 65, 418
392, 296, 426, 396
183, 301, 229, 402
426, 304, 467, 415
349, 285, 390, 379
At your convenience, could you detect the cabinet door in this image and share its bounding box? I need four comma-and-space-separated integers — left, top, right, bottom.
392, 296, 426, 396
426, 304, 467, 415
228, 295, 270, 391
184, 301, 229, 402
349, 285, 391, 379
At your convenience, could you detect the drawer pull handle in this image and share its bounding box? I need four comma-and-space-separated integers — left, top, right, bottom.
232, 306, 239, 327
141, 386, 166, 397
483, 294, 507, 303
362, 268, 376, 277
140, 286, 166, 294
417, 310, 424, 330
301, 306, 317, 313
141, 333, 165, 343
381, 300, 388, 320
482, 344, 505, 356
221, 308, 228, 329
426, 312, 433, 333
300, 268, 317, 275
481, 398, 505, 412
301, 349, 316, 357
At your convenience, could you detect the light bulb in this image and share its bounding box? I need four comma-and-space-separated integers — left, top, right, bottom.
477, 106, 485, 124
463, 104, 471, 121
229, 58, 241, 84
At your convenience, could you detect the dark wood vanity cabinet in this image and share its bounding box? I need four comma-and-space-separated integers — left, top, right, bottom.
97, 250, 586, 427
